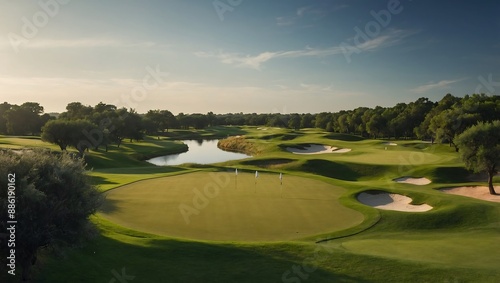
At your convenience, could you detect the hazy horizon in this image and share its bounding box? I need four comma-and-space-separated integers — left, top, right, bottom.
1, 0, 499, 114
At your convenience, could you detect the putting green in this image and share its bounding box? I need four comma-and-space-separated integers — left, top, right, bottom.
100, 171, 364, 241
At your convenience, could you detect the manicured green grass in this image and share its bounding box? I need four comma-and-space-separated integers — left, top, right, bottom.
100, 171, 364, 241
1, 127, 499, 282
338, 229, 500, 270
32, 216, 500, 283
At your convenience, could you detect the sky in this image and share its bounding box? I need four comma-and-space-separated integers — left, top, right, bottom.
0, 0, 499, 114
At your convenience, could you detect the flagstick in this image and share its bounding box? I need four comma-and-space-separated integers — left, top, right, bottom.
235, 168, 238, 190
279, 173, 283, 198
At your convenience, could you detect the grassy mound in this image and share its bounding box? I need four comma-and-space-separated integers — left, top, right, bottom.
217, 136, 265, 155
289, 159, 393, 181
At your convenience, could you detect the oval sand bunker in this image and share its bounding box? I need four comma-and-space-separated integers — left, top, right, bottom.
394, 177, 431, 185
286, 144, 351, 155
332, 148, 352, 153
357, 191, 433, 212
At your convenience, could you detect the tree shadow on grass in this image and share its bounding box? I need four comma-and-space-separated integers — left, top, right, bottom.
95, 166, 187, 175
242, 158, 296, 168
298, 159, 391, 181
432, 166, 470, 183
324, 133, 365, 142
97, 197, 120, 214
35, 233, 368, 283
88, 175, 119, 188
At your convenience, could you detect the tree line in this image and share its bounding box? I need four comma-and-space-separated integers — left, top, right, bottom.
0, 93, 498, 155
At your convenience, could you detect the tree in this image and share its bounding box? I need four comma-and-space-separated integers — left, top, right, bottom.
455, 121, 500, 195
337, 113, 349, 133
122, 110, 144, 142
0, 102, 13, 134
1, 102, 46, 135
288, 114, 301, 130
60, 102, 93, 120
314, 112, 330, 129
366, 113, 385, 138
429, 108, 480, 151
41, 119, 98, 156
300, 113, 314, 128
0, 149, 102, 280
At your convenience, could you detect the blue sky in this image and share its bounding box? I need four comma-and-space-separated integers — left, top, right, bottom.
0, 0, 499, 114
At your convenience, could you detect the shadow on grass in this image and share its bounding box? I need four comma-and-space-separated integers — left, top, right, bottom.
34, 233, 367, 283
95, 166, 187, 175
296, 159, 391, 181
260, 132, 303, 141
324, 133, 365, 142
98, 197, 120, 214
89, 175, 119, 187
242, 158, 296, 168
432, 166, 470, 183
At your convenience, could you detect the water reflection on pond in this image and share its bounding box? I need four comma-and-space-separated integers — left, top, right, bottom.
146, 139, 250, 166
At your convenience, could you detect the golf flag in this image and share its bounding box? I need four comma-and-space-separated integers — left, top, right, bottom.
255, 171, 259, 179
279, 173, 283, 181
235, 168, 238, 176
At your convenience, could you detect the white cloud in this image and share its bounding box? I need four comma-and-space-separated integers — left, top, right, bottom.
195, 30, 414, 70
410, 79, 464, 93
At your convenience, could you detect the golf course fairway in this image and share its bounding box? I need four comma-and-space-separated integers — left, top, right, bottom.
100, 171, 364, 241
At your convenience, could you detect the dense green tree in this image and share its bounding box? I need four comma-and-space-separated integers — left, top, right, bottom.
59, 102, 93, 120
455, 121, 500, 194
429, 108, 480, 151
0, 149, 102, 280
314, 112, 330, 129
0, 102, 13, 134
300, 113, 314, 128
41, 119, 98, 156
288, 114, 301, 130
337, 113, 349, 133
267, 114, 286, 127
3, 103, 45, 135
366, 113, 385, 138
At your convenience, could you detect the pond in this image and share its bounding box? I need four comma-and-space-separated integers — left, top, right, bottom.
146, 139, 251, 166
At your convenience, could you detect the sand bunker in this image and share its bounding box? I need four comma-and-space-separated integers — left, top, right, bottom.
357, 191, 433, 212
332, 148, 352, 153
382, 142, 397, 146
440, 186, 500, 203
286, 144, 337, 155
394, 177, 431, 185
